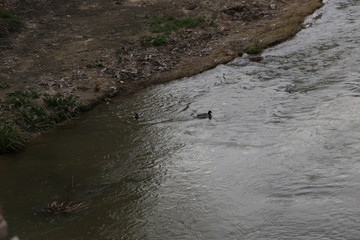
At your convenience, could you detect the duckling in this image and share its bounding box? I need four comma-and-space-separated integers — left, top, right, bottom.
133, 112, 143, 120
197, 110, 212, 119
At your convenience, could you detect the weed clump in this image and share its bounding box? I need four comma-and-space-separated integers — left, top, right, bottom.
43, 93, 82, 122
0, 121, 24, 154
2, 90, 51, 130
18, 104, 52, 130
139, 16, 205, 47
246, 45, 263, 55
140, 34, 168, 47
0, 90, 84, 153
86, 58, 105, 68
117, 56, 123, 63
0, 82, 11, 89
4, 89, 40, 107
0, 9, 22, 37
150, 16, 205, 33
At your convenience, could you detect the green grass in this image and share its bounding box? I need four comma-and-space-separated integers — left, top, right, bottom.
0, 9, 22, 37
17, 104, 53, 130
0, 121, 25, 154
95, 58, 104, 67
0, 90, 85, 153
2, 90, 53, 130
150, 16, 205, 33
117, 56, 123, 63
43, 93, 82, 123
86, 58, 105, 68
140, 34, 168, 47
140, 16, 205, 47
0, 82, 11, 89
4, 89, 40, 107
246, 45, 263, 55
1, 90, 82, 131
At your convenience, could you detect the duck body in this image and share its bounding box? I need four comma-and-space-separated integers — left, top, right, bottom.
133, 112, 141, 120
196, 111, 212, 119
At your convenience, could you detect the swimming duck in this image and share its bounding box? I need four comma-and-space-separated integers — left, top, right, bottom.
197, 111, 212, 119
133, 112, 143, 120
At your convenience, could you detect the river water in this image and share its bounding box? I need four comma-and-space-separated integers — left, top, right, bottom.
1, 0, 360, 239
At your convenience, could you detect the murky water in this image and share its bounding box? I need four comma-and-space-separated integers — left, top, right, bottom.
1, 0, 360, 239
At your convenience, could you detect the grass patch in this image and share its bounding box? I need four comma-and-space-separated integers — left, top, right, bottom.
246, 45, 263, 55
140, 34, 168, 47
17, 104, 53, 130
4, 89, 40, 107
0, 121, 25, 154
2, 89, 54, 130
86, 58, 105, 68
0, 90, 85, 153
140, 16, 205, 48
0, 82, 11, 89
95, 58, 104, 67
117, 56, 123, 63
0, 9, 22, 37
43, 93, 82, 123
149, 16, 205, 33
1, 90, 83, 132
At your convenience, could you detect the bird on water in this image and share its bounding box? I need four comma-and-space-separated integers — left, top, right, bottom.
133, 112, 141, 120
196, 110, 212, 119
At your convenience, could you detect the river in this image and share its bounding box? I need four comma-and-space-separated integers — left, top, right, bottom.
1, 0, 360, 239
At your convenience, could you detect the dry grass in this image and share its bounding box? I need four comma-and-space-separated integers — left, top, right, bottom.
42, 201, 86, 215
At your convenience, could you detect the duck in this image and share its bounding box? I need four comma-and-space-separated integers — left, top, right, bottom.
196, 110, 212, 119
133, 112, 143, 120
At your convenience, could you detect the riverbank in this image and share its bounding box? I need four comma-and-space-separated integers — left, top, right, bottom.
0, 0, 323, 153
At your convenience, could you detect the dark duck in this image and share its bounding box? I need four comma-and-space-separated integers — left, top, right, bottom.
196, 111, 212, 119
133, 112, 142, 120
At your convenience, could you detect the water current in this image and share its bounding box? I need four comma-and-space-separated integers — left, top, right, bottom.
1, 0, 360, 239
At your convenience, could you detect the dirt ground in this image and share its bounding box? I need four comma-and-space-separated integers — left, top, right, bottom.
0, 0, 323, 139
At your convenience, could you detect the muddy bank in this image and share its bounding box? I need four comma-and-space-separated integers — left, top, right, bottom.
0, 0, 323, 152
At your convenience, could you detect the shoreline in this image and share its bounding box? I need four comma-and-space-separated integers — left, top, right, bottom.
0, 0, 323, 153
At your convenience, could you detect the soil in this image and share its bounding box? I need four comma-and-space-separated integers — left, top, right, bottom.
0, 0, 323, 138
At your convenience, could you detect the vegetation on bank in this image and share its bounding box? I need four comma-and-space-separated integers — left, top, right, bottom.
140, 34, 168, 46
0, 121, 24, 154
246, 45, 263, 55
149, 16, 205, 33
0, 82, 11, 89
0, 9, 22, 37
140, 16, 205, 47
0, 89, 84, 154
